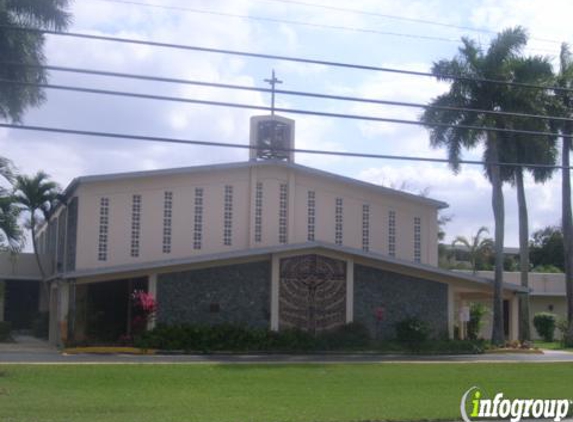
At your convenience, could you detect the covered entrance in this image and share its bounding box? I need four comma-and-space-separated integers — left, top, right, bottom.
73, 277, 147, 343
3, 279, 41, 330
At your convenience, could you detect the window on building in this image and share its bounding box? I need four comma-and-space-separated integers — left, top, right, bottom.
98, 197, 109, 261
335, 197, 343, 245
414, 216, 422, 263
279, 184, 288, 244
130, 194, 142, 257
193, 187, 204, 250
254, 182, 263, 243
224, 185, 233, 246
162, 191, 173, 254
307, 190, 315, 241
388, 210, 396, 257
362, 204, 370, 252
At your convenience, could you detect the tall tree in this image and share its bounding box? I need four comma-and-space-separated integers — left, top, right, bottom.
13, 171, 60, 281
497, 56, 558, 342
452, 226, 494, 274
530, 226, 565, 271
0, 0, 71, 122
421, 27, 529, 345
0, 157, 20, 251
554, 44, 573, 346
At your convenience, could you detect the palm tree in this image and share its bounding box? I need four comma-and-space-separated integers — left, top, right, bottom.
0, 157, 21, 251
421, 27, 529, 345
554, 44, 573, 346
452, 226, 494, 274
0, 0, 71, 122
13, 171, 60, 281
497, 56, 558, 342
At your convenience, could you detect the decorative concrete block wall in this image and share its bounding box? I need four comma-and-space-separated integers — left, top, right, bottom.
157, 261, 271, 328
354, 264, 448, 339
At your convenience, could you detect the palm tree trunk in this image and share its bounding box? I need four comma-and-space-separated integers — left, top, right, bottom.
515, 168, 531, 342
490, 141, 506, 345
562, 135, 573, 346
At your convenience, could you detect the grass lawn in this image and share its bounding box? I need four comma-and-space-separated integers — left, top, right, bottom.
1, 363, 573, 422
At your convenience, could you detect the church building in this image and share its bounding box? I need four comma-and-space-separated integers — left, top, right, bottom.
14, 113, 526, 344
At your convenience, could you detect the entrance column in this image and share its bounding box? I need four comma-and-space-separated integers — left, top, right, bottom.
270, 254, 280, 331
447, 285, 455, 339
147, 273, 157, 330
345, 259, 354, 323
510, 294, 519, 341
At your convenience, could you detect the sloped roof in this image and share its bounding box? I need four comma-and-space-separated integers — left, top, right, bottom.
61, 241, 525, 293
62, 160, 448, 209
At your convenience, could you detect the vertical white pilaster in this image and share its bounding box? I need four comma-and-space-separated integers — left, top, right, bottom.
287, 171, 296, 243
271, 254, 280, 331
248, 167, 257, 248
448, 285, 455, 339
346, 259, 354, 323
148, 273, 158, 330
510, 294, 519, 341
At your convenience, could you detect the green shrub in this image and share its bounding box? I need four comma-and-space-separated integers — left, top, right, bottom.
315, 322, 371, 350
395, 317, 430, 351
135, 322, 371, 352
533, 312, 557, 342
556, 318, 569, 345
467, 303, 488, 340
0, 321, 12, 342
32, 312, 49, 339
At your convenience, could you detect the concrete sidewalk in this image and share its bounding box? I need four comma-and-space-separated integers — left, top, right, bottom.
1, 349, 573, 364
1, 335, 573, 363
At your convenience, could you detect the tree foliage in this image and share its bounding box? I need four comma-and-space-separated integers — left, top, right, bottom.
529, 226, 565, 272
0, 0, 71, 122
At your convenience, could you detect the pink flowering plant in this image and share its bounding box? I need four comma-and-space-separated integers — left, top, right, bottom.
130, 290, 157, 335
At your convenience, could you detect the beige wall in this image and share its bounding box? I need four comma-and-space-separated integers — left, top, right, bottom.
475, 271, 566, 295
56, 165, 441, 271
0, 253, 42, 280
464, 271, 567, 341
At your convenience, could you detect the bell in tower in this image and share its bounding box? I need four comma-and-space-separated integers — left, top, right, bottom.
249, 70, 295, 162
249, 114, 295, 162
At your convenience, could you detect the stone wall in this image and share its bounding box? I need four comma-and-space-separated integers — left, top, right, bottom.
157, 260, 271, 328
354, 264, 448, 339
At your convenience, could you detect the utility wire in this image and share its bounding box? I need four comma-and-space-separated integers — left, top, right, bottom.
258, 0, 562, 45
0, 78, 570, 139
3, 25, 571, 93
4, 61, 572, 123
1, 123, 569, 169
88, 0, 460, 44
89, 0, 558, 54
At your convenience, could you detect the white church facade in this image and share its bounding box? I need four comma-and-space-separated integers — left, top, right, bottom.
10, 115, 527, 344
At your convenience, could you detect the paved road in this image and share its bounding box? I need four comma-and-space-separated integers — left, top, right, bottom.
2, 335, 573, 363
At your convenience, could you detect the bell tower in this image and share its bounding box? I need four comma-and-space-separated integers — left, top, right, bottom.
249, 70, 295, 162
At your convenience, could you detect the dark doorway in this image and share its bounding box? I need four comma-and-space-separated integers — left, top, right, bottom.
85, 277, 147, 343
503, 299, 510, 339
4, 280, 40, 330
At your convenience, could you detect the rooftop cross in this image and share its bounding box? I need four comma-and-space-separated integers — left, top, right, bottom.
264, 69, 282, 115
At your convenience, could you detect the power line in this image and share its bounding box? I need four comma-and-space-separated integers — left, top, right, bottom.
2, 25, 569, 93
0, 78, 570, 139
258, 0, 562, 45
4, 61, 572, 123
1, 123, 569, 169
85, 0, 462, 44
88, 0, 559, 54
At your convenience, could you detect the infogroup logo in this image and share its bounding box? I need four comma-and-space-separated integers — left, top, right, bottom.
461, 386, 572, 422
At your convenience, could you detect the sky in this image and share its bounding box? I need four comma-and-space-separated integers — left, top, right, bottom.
2, 0, 573, 249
